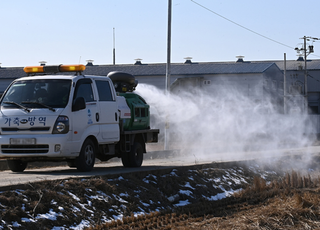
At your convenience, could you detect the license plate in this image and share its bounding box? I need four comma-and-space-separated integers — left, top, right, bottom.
10, 138, 36, 145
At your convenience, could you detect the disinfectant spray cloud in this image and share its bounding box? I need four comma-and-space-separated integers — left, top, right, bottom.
136, 83, 317, 162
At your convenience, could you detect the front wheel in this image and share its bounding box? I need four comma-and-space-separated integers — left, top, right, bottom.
75, 139, 96, 172
7, 160, 28, 172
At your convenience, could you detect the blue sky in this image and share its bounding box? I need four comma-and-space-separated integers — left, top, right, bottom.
1, 0, 320, 67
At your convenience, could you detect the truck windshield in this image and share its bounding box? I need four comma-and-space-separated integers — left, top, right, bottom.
1, 79, 72, 109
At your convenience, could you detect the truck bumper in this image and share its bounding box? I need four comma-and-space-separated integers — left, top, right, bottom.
0, 133, 78, 159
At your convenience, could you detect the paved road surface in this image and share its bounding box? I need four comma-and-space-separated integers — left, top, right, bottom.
1, 145, 320, 188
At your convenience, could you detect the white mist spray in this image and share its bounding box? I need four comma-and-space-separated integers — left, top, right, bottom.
136, 83, 317, 163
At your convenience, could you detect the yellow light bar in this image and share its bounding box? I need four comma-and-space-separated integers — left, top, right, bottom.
59, 64, 86, 72
23, 66, 44, 73
23, 64, 86, 74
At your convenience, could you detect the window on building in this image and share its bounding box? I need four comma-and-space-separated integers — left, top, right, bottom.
309, 106, 319, 114
272, 80, 277, 90
263, 79, 269, 89
203, 80, 211, 85
289, 82, 303, 94
279, 81, 284, 90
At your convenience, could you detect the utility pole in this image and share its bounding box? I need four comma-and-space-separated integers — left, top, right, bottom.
164, 0, 172, 151
113, 28, 116, 65
303, 36, 308, 112
295, 36, 319, 113
284, 53, 287, 114
165, 0, 172, 94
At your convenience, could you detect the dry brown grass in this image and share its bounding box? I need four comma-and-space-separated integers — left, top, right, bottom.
1, 156, 320, 229
87, 171, 320, 230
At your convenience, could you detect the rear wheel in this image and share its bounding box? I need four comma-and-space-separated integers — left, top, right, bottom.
121, 142, 143, 167
121, 152, 130, 167
75, 139, 95, 172
7, 160, 28, 172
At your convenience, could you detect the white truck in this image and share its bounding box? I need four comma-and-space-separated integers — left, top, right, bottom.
0, 64, 159, 172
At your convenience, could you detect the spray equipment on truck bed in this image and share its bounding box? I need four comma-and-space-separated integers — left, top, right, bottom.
108, 71, 151, 131
108, 71, 137, 93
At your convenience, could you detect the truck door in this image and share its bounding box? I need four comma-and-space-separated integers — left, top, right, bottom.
72, 78, 100, 144
94, 79, 119, 142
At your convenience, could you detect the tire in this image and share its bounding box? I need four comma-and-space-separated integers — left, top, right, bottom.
121, 152, 131, 167
7, 160, 28, 172
75, 139, 95, 172
122, 142, 143, 167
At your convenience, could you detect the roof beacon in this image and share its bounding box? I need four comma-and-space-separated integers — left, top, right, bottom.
23, 64, 86, 74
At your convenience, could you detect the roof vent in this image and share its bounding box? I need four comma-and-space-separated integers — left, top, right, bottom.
236, 56, 244, 62
134, 58, 142, 65
184, 57, 192, 64
86, 60, 94, 66
296, 55, 304, 61
39, 61, 47, 66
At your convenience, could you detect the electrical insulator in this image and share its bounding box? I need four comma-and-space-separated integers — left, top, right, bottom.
309, 45, 314, 53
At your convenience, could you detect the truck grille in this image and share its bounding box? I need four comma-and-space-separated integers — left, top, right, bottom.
1, 127, 50, 132
1, 145, 49, 154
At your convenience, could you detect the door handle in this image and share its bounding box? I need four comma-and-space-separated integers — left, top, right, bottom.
96, 113, 99, 122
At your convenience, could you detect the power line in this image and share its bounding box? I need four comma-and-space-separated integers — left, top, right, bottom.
308, 74, 320, 83
311, 53, 320, 58
190, 0, 294, 50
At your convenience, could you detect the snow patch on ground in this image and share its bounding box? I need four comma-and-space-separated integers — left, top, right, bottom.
0, 162, 285, 229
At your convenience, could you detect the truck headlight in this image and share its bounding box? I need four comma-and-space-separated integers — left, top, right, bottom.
52, 116, 69, 134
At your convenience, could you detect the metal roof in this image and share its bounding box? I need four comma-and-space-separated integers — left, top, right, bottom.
82, 62, 279, 76
0, 67, 25, 79
2, 59, 320, 79
252, 59, 320, 71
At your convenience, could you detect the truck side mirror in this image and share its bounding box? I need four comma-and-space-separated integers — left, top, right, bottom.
72, 97, 86, 111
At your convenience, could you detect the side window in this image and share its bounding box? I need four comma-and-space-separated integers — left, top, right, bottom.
95, 80, 114, 101
74, 79, 94, 102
